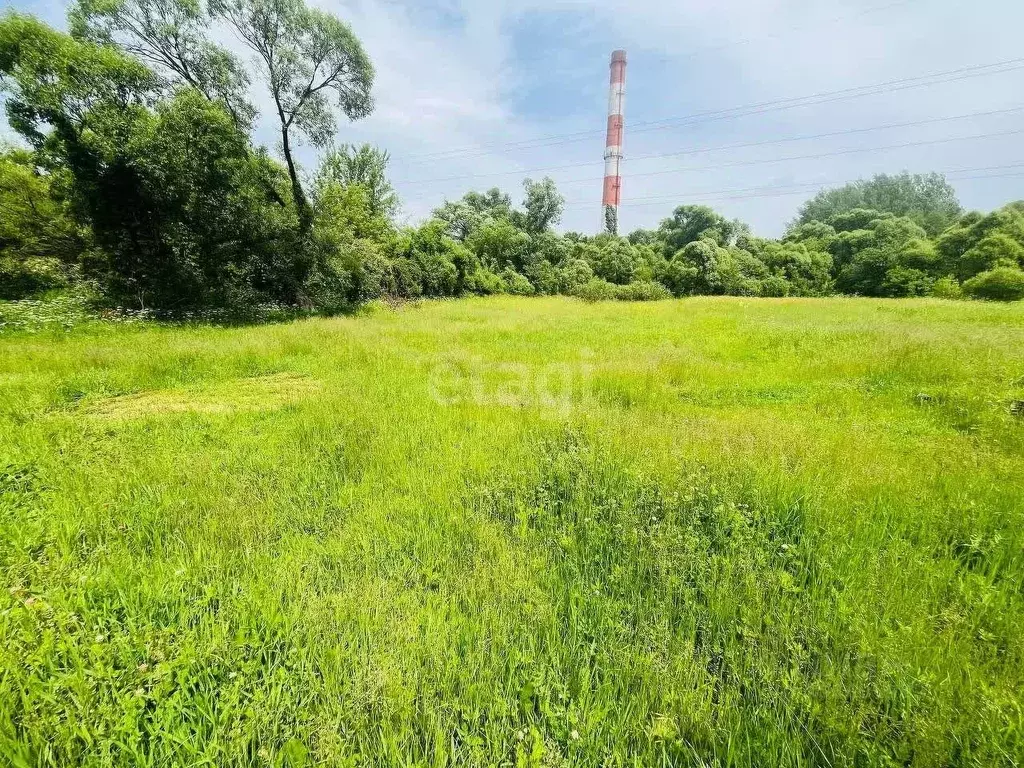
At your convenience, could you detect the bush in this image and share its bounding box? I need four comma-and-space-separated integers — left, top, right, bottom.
574, 278, 618, 302
615, 281, 671, 301
959, 234, 1024, 280
391, 258, 424, 298
355, 246, 396, 301
759, 275, 791, 298
962, 267, 1024, 302
500, 268, 535, 296
931, 276, 963, 300
658, 259, 700, 296
464, 268, 506, 295
589, 236, 638, 284
556, 258, 594, 295
881, 266, 934, 298
0, 255, 69, 299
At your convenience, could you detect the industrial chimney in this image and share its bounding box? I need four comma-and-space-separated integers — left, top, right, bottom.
602, 50, 627, 234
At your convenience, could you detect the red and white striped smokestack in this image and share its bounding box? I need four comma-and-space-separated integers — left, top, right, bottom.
602, 49, 627, 231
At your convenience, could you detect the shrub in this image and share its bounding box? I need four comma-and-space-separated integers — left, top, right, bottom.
962, 267, 1024, 302
615, 281, 671, 301
500, 268, 534, 296
589, 236, 638, 284
0, 255, 70, 299
881, 266, 934, 298
959, 234, 1024, 280
391, 258, 424, 298
658, 259, 700, 296
759, 274, 791, 298
464, 268, 506, 295
556, 258, 594, 295
931, 276, 963, 300
353, 244, 395, 301
574, 278, 618, 302
525, 259, 559, 295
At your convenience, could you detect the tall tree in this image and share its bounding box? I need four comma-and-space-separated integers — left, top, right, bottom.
316, 143, 397, 219
69, 0, 254, 127
212, 0, 374, 228
793, 172, 962, 236
521, 176, 564, 234
657, 204, 747, 256
431, 188, 513, 241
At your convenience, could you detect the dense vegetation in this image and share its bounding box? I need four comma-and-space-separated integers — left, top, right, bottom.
2, 4, 1024, 311
1, 297, 1022, 766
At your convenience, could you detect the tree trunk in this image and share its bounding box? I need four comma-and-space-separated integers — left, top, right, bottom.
280, 125, 312, 232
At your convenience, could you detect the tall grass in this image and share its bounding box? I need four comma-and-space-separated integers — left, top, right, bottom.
0, 296, 1022, 766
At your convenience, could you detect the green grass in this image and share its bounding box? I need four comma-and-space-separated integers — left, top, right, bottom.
1, 296, 1023, 767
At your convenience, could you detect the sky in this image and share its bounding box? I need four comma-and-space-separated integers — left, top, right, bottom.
4, 0, 1024, 236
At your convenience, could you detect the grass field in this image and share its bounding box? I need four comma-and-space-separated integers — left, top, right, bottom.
1, 296, 1023, 767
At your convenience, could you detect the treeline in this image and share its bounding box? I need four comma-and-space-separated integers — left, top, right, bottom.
2, 5, 1023, 311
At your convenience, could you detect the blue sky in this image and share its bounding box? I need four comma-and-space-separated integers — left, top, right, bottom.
4, 0, 1024, 236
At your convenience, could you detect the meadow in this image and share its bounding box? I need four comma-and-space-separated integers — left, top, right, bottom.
0, 296, 1022, 767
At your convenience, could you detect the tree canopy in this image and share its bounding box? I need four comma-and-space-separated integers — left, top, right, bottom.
212, 0, 374, 224
793, 172, 962, 237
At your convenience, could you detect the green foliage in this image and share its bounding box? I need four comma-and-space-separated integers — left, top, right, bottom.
556, 258, 593, 295
499, 267, 534, 296
0, 149, 86, 297
931, 276, 963, 300
657, 205, 748, 255
588, 236, 637, 285
212, 0, 375, 223
466, 219, 531, 274
626, 228, 657, 246
574, 277, 618, 302
937, 202, 1024, 281
0, 12, 157, 148
603, 204, 617, 236
432, 189, 513, 242
880, 266, 934, 297
960, 234, 1024, 279
962, 266, 1024, 302
747, 239, 833, 296
69, 0, 255, 127
464, 267, 506, 296
0, 16, 308, 311
794, 172, 962, 236
759, 274, 791, 297
672, 239, 762, 296
317, 144, 398, 220
614, 280, 671, 301
2, 10, 1024, 312
402, 221, 462, 297
829, 214, 936, 297
521, 177, 563, 235
87, 90, 302, 308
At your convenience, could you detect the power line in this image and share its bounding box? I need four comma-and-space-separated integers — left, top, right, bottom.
556, 163, 1024, 208
627, 106, 1024, 164
399, 126, 1024, 191
617, 128, 1024, 182
400, 107, 1024, 202
555, 165, 1024, 210
397, 56, 1024, 166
